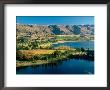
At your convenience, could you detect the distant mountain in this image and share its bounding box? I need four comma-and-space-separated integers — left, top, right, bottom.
16, 24, 94, 38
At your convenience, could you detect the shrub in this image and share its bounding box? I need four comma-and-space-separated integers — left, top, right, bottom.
81, 47, 85, 52
54, 46, 71, 50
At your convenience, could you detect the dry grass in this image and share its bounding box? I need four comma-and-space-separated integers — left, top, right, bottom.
17, 49, 65, 56
17, 49, 55, 55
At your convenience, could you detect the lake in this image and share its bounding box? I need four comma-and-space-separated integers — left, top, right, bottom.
52, 41, 94, 49
16, 41, 94, 74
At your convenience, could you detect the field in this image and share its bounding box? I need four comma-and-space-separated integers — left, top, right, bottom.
16, 47, 94, 67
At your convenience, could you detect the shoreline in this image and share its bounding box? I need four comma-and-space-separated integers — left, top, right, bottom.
16, 55, 94, 67
52, 40, 94, 44
16, 41, 94, 67
16, 60, 50, 67
16, 56, 69, 67
16, 59, 66, 67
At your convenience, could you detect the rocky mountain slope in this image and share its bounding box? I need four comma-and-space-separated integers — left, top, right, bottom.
16, 24, 94, 38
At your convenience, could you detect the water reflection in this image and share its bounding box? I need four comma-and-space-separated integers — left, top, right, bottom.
17, 61, 63, 71
16, 41, 94, 74
16, 58, 94, 74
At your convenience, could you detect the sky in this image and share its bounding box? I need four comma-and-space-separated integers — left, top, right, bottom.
16, 16, 94, 25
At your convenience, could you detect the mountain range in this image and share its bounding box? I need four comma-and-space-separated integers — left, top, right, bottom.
16, 24, 94, 38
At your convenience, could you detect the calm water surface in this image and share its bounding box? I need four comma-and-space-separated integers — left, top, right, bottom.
16, 41, 94, 74
53, 41, 94, 49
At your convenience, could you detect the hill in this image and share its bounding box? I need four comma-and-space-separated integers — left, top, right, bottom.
16, 24, 94, 39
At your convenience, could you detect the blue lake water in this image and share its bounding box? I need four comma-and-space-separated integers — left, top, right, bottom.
16, 41, 94, 74
52, 41, 94, 49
